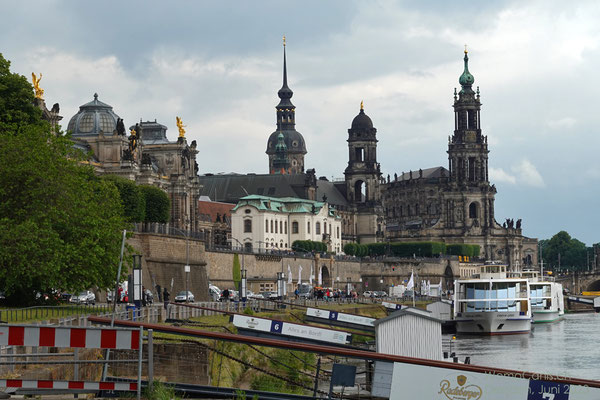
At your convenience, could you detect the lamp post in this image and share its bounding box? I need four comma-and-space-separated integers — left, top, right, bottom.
230, 237, 246, 295
241, 269, 247, 302
132, 254, 143, 309
347, 277, 351, 296
170, 226, 191, 303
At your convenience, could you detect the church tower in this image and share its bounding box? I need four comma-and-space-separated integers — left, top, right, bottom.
344, 102, 384, 243
445, 49, 497, 234
447, 48, 489, 185
272, 133, 291, 174
266, 37, 307, 174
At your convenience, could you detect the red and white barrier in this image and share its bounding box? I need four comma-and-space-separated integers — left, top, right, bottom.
0, 379, 137, 391
0, 325, 139, 349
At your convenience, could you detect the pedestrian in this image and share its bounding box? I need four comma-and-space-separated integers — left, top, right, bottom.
222, 288, 230, 302
142, 286, 147, 307
294, 288, 299, 299
163, 288, 170, 310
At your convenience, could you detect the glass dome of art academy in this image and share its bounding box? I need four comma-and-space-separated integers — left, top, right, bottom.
67, 93, 121, 137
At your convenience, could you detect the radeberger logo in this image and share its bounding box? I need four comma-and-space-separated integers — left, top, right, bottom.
438, 374, 482, 400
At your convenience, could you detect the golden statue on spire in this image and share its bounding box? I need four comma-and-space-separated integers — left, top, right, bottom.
360, 100, 364, 110
283, 35, 286, 47
176, 116, 186, 138
31, 72, 44, 99
464, 44, 468, 54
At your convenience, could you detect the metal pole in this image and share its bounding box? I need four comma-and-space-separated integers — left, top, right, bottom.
148, 329, 154, 391
313, 356, 321, 398
102, 229, 127, 381
74, 348, 79, 399
186, 228, 190, 303
137, 325, 143, 400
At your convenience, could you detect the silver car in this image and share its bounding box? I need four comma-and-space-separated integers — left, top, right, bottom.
70, 290, 96, 305
174, 291, 194, 302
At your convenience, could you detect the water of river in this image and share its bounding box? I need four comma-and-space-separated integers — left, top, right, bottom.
444, 313, 600, 381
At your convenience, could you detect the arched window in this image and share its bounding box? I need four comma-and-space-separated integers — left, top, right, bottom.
469, 202, 479, 218
271, 220, 274, 233
285, 221, 287, 234
244, 219, 252, 233
307, 222, 311, 234
324, 223, 327, 234
337, 226, 340, 239
280, 221, 283, 233
316, 222, 321, 235
265, 219, 269, 233
292, 221, 299, 234
275, 220, 278, 234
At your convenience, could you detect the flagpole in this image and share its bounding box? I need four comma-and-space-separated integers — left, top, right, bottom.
412, 268, 415, 307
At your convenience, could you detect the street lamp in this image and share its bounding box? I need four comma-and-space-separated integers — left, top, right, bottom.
230, 238, 246, 294
170, 226, 191, 303
132, 254, 143, 309
277, 272, 284, 300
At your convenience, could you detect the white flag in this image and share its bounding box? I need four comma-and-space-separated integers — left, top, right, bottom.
318, 266, 323, 286
406, 271, 414, 291
309, 264, 314, 285
287, 265, 292, 284
298, 265, 303, 285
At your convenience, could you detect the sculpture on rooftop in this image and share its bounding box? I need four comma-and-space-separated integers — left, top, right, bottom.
31, 72, 44, 99
176, 116, 186, 138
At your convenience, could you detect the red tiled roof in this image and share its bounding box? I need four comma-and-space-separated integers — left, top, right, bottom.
197, 200, 235, 223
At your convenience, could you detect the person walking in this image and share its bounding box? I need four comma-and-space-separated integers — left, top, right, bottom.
222, 288, 230, 302
163, 288, 170, 310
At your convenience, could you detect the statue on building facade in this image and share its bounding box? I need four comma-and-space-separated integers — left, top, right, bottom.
176, 116, 186, 138
31, 72, 44, 99
116, 118, 126, 136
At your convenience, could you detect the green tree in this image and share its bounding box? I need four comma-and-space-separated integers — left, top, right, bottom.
0, 126, 129, 305
103, 175, 145, 222
140, 185, 170, 223
0, 54, 129, 305
232, 253, 241, 291
543, 231, 587, 271
0, 53, 46, 134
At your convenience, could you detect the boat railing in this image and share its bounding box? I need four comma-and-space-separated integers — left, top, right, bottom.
454, 293, 529, 301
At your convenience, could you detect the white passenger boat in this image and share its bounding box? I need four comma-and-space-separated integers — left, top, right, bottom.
523, 270, 564, 323
453, 264, 532, 335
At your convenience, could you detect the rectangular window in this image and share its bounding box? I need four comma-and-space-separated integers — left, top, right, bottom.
244, 219, 252, 233
280, 221, 283, 233
266, 220, 269, 233
275, 220, 278, 234
308, 222, 311, 234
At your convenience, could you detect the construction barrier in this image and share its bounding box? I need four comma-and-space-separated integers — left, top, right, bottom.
0, 379, 136, 391
0, 325, 139, 349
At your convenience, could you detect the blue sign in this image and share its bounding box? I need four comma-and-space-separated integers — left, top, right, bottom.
329, 311, 338, 321
270, 320, 283, 334
528, 380, 569, 400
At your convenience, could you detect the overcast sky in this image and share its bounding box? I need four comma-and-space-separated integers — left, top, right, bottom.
3, 0, 600, 245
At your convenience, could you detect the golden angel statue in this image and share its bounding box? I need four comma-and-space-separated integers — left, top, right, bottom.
176, 116, 186, 138
31, 72, 44, 99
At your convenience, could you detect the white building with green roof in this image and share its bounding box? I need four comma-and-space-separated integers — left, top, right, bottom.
231, 195, 342, 254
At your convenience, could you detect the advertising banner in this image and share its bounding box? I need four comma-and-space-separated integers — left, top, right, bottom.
390, 362, 599, 400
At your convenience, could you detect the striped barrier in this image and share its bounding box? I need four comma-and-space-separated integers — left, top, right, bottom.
0, 379, 136, 391
0, 325, 139, 349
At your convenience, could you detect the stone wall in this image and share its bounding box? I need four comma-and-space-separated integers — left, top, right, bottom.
128, 233, 209, 302
205, 250, 456, 294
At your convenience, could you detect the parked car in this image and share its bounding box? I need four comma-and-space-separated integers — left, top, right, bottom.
362, 291, 374, 298
174, 291, 194, 302
143, 289, 154, 305
376, 291, 388, 298
248, 291, 264, 299
260, 291, 278, 300
209, 285, 221, 302
70, 291, 96, 305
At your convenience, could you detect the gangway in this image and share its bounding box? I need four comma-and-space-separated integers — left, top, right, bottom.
567, 295, 600, 312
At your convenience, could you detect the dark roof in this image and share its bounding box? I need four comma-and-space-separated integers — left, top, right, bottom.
351, 109, 373, 130
395, 166, 448, 181
198, 173, 349, 207
197, 200, 235, 223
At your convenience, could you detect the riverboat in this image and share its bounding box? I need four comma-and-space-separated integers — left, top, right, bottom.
522, 270, 564, 323
453, 264, 532, 335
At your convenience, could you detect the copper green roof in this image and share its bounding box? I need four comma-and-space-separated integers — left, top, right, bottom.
232, 195, 339, 218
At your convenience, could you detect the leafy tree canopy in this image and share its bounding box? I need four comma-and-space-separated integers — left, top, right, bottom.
542, 231, 589, 271
0, 53, 46, 134
103, 175, 145, 222
0, 54, 130, 305
140, 185, 170, 223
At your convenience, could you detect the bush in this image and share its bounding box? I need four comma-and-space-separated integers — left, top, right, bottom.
140, 185, 170, 223
292, 240, 326, 253
103, 175, 145, 222
446, 244, 480, 257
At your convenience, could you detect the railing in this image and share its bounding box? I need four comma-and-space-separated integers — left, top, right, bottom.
131, 222, 206, 240
0, 304, 115, 324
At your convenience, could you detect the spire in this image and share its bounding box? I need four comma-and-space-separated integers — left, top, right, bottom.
459, 46, 475, 94
278, 35, 293, 105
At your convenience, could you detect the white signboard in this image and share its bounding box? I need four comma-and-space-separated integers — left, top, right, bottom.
390, 362, 600, 400
382, 301, 405, 311
232, 315, 351, 345
306, 307, 375, 327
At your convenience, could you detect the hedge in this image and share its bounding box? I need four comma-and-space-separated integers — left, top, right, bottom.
292, 240, 326, 253
446, 244, 480, 257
